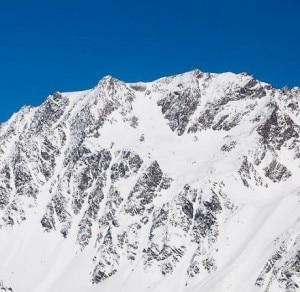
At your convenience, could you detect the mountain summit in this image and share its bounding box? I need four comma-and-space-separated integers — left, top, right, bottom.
1, 70, 300, 292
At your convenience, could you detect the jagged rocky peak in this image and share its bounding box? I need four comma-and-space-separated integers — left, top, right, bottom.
96, 75, 133, 99
96, 75, 121, 93
0, 69, 300, 292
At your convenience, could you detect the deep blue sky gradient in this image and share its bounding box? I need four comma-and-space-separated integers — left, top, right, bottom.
0, 0, 300, 122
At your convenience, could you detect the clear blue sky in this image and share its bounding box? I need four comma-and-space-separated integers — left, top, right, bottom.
0, 0, 299, 122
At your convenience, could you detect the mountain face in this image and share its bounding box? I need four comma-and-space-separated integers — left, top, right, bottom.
1, 70, 300, 292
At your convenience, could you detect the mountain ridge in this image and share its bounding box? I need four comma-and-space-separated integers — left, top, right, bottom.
1, 69, 300, 292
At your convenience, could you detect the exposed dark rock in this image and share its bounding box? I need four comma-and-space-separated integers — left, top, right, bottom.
110, 150, 143, 182
92, 228, 119, 284
264, 160, 291, 183
157, 87, 201, 135
125, 161, 163, 217
257, 107, 300, 151
0, 281, 13, 292
238, 156, 265, 187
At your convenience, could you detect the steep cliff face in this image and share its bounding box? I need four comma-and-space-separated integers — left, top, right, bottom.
1, 70, 300, 292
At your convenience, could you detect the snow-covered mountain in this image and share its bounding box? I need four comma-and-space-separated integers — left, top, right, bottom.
1, 69, 300, 292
